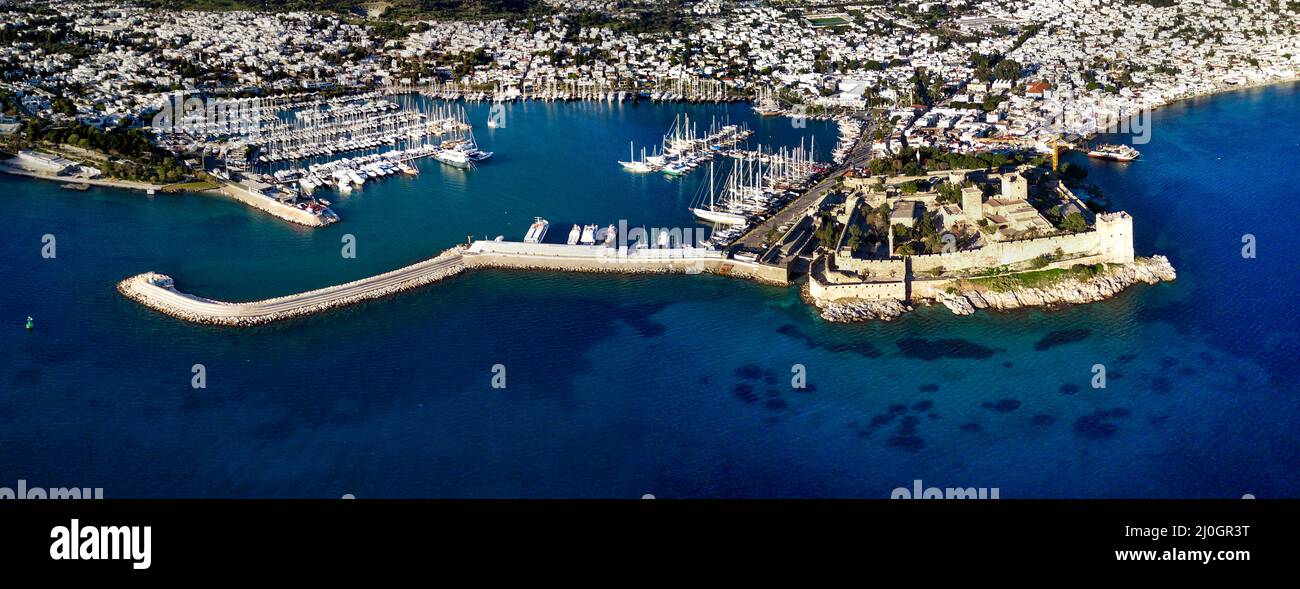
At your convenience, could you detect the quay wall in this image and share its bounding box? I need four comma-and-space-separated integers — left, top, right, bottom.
462, 241, 790, 285
218, 182, 337, 228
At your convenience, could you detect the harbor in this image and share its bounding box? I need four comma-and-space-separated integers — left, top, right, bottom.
2, 0, 1297, 506
179, 94, 499, 225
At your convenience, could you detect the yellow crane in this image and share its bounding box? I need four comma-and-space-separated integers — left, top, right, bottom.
1048, 136, 1071, 173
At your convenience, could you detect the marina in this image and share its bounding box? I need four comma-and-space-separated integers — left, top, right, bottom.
617, 114, 753, 176
188, 95, 500, 224
251, 98, 470, 164
689, 141, 827, 236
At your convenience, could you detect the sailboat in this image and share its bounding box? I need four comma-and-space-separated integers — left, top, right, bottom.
618, 141, 659, 172
690, 162, 749, 226
753, 85, 783, 116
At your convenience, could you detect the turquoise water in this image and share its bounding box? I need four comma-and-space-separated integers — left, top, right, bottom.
1, 94, 1296, 498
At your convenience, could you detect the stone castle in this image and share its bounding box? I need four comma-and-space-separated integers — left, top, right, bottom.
810, 168, 1136, 303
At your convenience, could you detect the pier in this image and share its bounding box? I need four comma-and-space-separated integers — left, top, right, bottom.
119, 240, 789, 326
118, 248, 466, 326
461, 240, 785, 283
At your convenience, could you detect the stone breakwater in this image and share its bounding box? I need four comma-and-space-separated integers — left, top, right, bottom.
938, 255, 1177, 315
461, 256, 788, 285
117, 242, 794, 327
460, 241, 791, 285
217, 182, 338, 228
118, 248, 466, 326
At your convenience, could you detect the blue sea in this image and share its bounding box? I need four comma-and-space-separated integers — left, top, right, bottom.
1, 92, 1297, 498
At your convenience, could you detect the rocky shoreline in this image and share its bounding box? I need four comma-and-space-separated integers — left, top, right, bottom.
809, 255, 1176, 323
937, 255, 1177, 315
803, 284, 911, 322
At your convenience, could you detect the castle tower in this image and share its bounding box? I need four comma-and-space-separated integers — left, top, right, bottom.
961, 186, 983, 221
1094, 211, 1135, 264
1001, 173, 1028, 201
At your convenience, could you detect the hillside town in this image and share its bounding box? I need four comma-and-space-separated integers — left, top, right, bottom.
0, 0, 1295, 159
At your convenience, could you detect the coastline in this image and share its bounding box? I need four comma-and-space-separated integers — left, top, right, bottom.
1072, 76, 1300, 145
1151, 75, 1300, 112
0, 164, 163, 192
2, 159, 337, 228
809, 256, 1177, 323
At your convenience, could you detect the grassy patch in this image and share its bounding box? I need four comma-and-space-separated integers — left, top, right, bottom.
161, 180, 219, 193
961, 263, 1110, 293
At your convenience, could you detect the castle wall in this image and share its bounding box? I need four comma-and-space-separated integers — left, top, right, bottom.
811, 212, 1136, 302
834, 211, 1133, 276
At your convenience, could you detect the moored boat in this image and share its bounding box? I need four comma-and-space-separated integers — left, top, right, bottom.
524, 217, 549, 243
1087, 143, 1140, 162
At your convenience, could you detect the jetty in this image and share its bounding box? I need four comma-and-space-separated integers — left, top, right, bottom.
119, 239, 789, 326
118, 248, 466, 326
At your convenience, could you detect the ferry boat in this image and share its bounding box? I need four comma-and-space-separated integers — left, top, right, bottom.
1087, 143, 1140, 162
524, 217, 549, 243
567, 224, 582, 245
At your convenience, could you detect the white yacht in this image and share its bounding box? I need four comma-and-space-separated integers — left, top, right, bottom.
524, 218, 549, 243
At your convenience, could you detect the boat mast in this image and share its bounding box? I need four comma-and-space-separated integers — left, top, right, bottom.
709, 161, 715, 207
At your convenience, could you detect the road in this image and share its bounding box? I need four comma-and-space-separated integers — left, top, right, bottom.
734, 116, 876, 250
